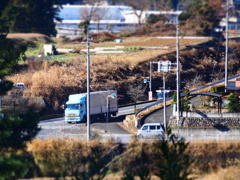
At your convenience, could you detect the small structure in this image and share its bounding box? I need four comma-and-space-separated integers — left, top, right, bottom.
226, 78, 240, 96
43, 44, 56, 56
114, 39, 122, 43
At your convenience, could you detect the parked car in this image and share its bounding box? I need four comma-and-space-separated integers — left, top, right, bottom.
137, 123, 165, 139
14, 83, 26, 87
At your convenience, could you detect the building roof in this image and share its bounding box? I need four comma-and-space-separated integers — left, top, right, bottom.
57, 5, 182, 24
58, 5, 132, 21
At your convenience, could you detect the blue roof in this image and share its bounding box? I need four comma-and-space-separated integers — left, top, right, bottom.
58, 6, 132, 21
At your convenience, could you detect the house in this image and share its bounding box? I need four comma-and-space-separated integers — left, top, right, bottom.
214, 0, 240, 37
55, 4, 182, 38
226, 78, 240, 96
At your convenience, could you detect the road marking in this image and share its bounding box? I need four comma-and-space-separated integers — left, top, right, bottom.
40, 125, 84, 130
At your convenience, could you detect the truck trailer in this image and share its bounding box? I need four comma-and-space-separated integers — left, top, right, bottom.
63, 91, 118, 123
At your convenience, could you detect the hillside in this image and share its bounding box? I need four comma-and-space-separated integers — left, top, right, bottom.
4, 33, 240, 114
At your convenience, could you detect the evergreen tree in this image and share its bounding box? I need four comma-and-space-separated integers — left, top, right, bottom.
172, 91, 177, 107
154, 128, 194, 180
0, 33, 27, 93
0, 32, 39, 179
0, 0, 62, 36
0, 110, 40, 151
183, 89, 190, 112
227, 93, 240, 112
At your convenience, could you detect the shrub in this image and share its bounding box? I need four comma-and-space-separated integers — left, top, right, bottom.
153, 128, 194, 180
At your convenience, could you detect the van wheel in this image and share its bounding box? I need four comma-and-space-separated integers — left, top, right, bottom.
138, 134, 144, 140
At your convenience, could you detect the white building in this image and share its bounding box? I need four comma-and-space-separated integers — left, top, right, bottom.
55, 4, 182, 38
214, 0, 240, 36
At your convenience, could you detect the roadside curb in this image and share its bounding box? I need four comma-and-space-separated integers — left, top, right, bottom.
117, 122, 136, 135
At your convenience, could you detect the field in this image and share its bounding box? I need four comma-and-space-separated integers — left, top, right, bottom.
5, 33, 214, 110
7, 33, 210, 64
5, 33, 240, 179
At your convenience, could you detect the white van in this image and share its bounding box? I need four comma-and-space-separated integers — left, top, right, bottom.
137, 123, 165, 139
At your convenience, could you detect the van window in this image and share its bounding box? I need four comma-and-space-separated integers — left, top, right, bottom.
157, 125, 161, 130
15, 83, 26, 87
150, 125, 156, 130
142, 126, 148, 131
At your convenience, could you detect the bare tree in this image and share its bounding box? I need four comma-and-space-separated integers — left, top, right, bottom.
121, 0, 151, 28
186, 74, 203, 88
79, 0, 111, 33
93, 7, 109, 33
151, 0, 171, 11
127, 83, 147, 113
79, 0, 102, 33
211, 70, 224, 82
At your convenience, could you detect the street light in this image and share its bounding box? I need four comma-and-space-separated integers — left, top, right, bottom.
225, 0, 229, 92
86, 29, 90, 141
107, 93, 116, 133
143, 62, 153, 100
176, 4, 180, 135
143, 78, 152, 100
157, 76, 167, 130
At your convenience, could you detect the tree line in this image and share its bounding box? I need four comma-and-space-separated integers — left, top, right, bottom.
0, 0, 62, 36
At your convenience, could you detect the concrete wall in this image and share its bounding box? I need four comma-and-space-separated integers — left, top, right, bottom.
169, 114, 240, 127
172, 128, 240, 141
182, 111, 240, 118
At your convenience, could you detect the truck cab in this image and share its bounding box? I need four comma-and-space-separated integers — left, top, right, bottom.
63, 91, 118, 123
64, 95, 86, 123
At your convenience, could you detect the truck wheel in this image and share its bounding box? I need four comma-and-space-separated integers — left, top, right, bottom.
111, 112, 117, 116
83, 116, 87, 123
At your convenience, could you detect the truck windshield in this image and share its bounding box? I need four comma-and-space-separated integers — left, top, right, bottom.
66, 104, 82, 110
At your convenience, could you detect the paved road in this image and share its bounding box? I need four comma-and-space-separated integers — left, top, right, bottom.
143, 98, 200, 125
37, 102, 162, 140
36, 74, 240, 143
37, 114, 131, 140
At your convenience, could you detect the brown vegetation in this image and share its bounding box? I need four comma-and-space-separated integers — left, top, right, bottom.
4, 33, 240, 114
26, 137, 240, 179
7, 33, 53, 43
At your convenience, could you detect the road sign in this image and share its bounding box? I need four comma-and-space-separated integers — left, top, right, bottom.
158, 60, 171, 72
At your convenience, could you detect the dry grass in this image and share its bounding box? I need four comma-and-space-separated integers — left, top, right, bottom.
4, 34, 218, 110
196, 165, 240, 180
7, 33, 53, 43
7, 59, 133, 108
25, 138, 240, 180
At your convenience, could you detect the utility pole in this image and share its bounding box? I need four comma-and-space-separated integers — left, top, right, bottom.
176, 6, 180, 134
149, 62, 152, 100
163, 76, 167, 130
149, 62, 152, 91
225, 0, 229, 92
86, 29, 90, 141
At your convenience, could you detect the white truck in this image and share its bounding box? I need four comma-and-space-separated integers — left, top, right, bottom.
63, 91, 118, 123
